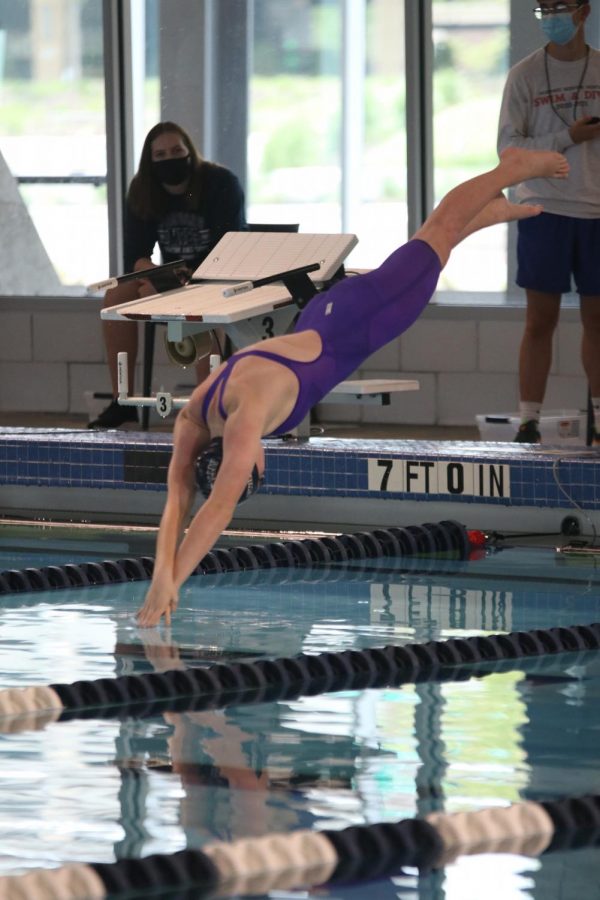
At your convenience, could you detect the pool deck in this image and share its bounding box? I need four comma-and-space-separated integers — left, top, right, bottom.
1, 428, 599, 535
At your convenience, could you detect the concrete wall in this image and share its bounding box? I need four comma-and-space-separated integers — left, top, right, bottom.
0, 297, 190, 415
0, 294, 587, 425
322, 301, 587, 427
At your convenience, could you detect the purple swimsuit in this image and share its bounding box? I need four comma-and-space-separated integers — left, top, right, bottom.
201, 239, 441, 435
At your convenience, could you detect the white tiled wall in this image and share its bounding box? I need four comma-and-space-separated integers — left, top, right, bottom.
0, 298, 589, 425
400, 319, 478, 372
0, 361, 69, 411
478, 321, 530, 373
33, 312, 105, 362
0, 312, 32, 361
438, 372, 518, 425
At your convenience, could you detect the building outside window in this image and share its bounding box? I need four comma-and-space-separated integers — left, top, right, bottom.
0, 0, 107, 295
1, 0, 511, 299
248, 0, 345, 238
247, 0, 408, 269
432, 0, 510, 293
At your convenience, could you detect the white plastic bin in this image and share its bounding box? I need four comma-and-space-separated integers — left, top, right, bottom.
476, 409, 587, 445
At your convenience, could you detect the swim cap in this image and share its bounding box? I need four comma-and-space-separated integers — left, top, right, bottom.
196, 437, 264, 503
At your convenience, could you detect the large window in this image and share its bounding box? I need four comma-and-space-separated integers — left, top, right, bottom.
133, 0, 160, 163
247, 0, 407, 269
0, 0, 167, 295
1, 1, 523, 300
360, 0, 408, 264
432, 0, 510, 293
0, 0, 107, 295
248, 1, 345, 236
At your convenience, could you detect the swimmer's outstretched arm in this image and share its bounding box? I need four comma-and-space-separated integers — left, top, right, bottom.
171, 410, 264, 589
137, 408, 210, 627
137, 406, 264, 627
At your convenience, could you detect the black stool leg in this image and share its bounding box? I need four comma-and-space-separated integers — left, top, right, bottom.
142, 323, 156, 431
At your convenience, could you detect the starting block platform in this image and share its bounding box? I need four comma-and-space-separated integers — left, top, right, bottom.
103, 282, 297, 347
322, 379, 420, 405
101, 231, 357, 341
100, 231, 419, 417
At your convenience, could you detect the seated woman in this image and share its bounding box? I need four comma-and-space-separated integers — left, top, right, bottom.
137, 147, 569, 627
90, 120, 246, 429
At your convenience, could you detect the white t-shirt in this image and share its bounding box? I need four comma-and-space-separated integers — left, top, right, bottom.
497, 46, 600, 217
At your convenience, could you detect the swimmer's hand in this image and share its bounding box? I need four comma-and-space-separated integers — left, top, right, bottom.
137, 573, 178, 627
136, 629, 186, 671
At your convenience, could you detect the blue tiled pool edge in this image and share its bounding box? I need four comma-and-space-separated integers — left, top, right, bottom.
1, 428, 598, 532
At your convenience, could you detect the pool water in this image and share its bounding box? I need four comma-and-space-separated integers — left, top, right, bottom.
0, 534, 599, 899
0, 523, 158, 571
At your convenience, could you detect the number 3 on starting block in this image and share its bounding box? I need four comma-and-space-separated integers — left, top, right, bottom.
155, 392, 173, 418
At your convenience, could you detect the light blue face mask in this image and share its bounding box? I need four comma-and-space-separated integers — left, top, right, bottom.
541, 12, 578, 45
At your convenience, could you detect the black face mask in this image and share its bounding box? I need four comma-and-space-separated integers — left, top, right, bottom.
152, 155, 192, 186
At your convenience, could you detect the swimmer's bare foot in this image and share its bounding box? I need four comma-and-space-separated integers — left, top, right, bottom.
482, 193, 543, 228
499, 146, 569, 183
455, 193, 542, 244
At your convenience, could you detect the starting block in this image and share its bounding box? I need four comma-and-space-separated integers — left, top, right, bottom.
322, 378, 420, 405
100, 231, 420, 429
101, 230, 357, 346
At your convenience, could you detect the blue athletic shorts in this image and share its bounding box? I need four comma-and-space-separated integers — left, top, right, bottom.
516, 212, 600, 295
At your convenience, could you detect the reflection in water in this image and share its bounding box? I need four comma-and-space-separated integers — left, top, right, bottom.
1, 548, 600, 897
110, 551, 600, 676
104, 631, 600, 900
518, 655, 600, 900
120, 633, 376, 844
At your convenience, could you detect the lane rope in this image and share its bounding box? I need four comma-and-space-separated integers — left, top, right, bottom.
0, 795, 598, 898
0, 520, 470, 595
0, 622, 598, 726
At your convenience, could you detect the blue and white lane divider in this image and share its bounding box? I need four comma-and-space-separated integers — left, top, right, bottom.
0, 520, 473, 595
0, 622, 598, 728
0, 795, 599, 898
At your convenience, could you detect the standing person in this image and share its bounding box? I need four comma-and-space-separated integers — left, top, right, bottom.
135, 147, 569, 627
90, 121, 246, 429
497, 0, 600, 443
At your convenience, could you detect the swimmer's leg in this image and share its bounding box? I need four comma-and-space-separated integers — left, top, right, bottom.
414, 147, 569, 267
454, 192, 543, 245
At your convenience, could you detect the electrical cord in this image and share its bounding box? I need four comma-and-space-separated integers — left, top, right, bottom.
552, 455, 598, 547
